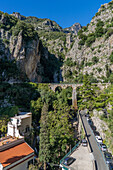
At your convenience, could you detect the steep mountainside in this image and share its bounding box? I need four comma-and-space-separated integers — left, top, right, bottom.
63, 1, 113, 83
0, 11, 81, 83
1, 1, 113, 83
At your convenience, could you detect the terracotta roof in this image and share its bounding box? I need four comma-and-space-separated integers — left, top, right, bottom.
0, 142, 34, 168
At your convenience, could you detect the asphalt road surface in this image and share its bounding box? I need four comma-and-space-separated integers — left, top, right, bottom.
80, 110, 108, 170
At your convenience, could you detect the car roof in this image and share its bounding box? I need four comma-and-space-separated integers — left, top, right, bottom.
105, 152, 112, 156
64, 157, 71, 161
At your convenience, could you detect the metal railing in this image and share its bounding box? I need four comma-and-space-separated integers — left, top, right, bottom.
60, 141, 80, 165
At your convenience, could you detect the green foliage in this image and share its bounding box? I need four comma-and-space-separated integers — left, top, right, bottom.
86, 33, 95, 47
12, 21, 37, 40
0, 106, 18, 117
0, 12, 18, 30
108, 1, 113, 9
0, 58, 27, 82
39, 103, 50, 168
95, 26, 105, 38
0, 106, 19, 133
0, 83, 40, 112
97, 68, 102, 73
64, 70, 73, 79
3, 39, 9, 44
105, 29, 113, 39
85, 61, 93, 66
95, 11, 101, 17
77, 75, 98, 110
65, 58, 75, 67
96, 20, 104, 27
109, 51, 113, 63
78, 33, 87, 46
38, 31, 66, 41
92, 56, 99, 64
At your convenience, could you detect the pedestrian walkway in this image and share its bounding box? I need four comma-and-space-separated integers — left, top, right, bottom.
69, 145, 93, 170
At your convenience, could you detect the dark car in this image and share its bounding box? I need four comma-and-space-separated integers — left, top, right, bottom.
91, 125, 96, 131
82, 139, 87, 147
88, 119, 93, 126
62, 157, 75, 166
108, 163, 113, 170
104, 152, 112, 164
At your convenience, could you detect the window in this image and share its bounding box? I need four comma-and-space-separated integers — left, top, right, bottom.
26, 126, 30, 133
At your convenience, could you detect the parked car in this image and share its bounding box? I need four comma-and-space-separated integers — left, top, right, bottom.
82, 139, 87, 147
94, 131, 100, 136
96, 136, 103, 144
108, 163, 113, 170
62, 157, 75, 166
88, 119, 93, 126
85, 114, 90, 118
104, 152, 112, 164
91, 125, 96, 131
87, 117, 90, 121
99, 143, 107, 152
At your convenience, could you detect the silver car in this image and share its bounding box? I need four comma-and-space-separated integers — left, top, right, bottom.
82, 139, 87, 147
99, 143, 107, 152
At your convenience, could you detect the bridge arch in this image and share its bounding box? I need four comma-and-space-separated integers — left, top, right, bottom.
55, 86, 62, 93
49, 83, 83, 110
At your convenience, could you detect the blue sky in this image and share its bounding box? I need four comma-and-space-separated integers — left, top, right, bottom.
1, 0, 111, 28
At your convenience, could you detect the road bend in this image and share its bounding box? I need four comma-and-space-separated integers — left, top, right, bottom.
80, 110, 108, 170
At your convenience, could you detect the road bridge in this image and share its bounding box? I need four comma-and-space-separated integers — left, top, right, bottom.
48, 83, 110, 110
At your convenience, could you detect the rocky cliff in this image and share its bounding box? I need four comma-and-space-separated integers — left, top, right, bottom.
63, 23, 82, 35
1, 1, 113, 83
0, 11, 82, 83
62, 1, 113, 83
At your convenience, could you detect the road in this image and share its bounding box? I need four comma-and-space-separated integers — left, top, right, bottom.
69, 145, 93, 170
80, 110, 108, 170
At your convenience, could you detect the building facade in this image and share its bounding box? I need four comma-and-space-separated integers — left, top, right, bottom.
7, 112, 32, 138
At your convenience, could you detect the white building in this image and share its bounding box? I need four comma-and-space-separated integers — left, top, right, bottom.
7, 112, 32, 138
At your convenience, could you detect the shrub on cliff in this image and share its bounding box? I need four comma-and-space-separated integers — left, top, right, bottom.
12, 21, 37, 40
86, 35, 95, 47
105, 29, 113, 39
109, 51, 113, 63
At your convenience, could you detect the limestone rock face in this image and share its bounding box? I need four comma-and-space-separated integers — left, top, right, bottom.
63, 23, 82, 35
92, 116, 109, 139
62, 2, 113, 83
9, 31, 41, 82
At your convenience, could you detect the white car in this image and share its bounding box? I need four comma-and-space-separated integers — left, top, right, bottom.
87, 117, 90, 121
96, 136, 103, 144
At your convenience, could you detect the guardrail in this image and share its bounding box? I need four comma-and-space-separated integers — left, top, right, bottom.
88, 122, 109, 170
80, 110, 109, 170
60, 141, 80, 167
79, 112, 96, 170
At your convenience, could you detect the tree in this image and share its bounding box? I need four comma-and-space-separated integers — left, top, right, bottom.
39, 103, 50, 170
48, 102, 74, 163
77, 75, 96, 110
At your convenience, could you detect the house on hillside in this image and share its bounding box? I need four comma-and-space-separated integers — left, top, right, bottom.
7, 112, 32, 138
0, 137, 34, 170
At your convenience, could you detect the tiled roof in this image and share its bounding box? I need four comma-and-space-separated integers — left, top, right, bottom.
0, 142, 34, 168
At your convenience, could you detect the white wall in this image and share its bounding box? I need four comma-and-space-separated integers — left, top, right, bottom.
4, 157, 33, 170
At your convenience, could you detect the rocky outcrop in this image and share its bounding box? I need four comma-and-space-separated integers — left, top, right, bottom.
9, 31, 41, 82
11, 12, 26, 20
63, 23, 82, 35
